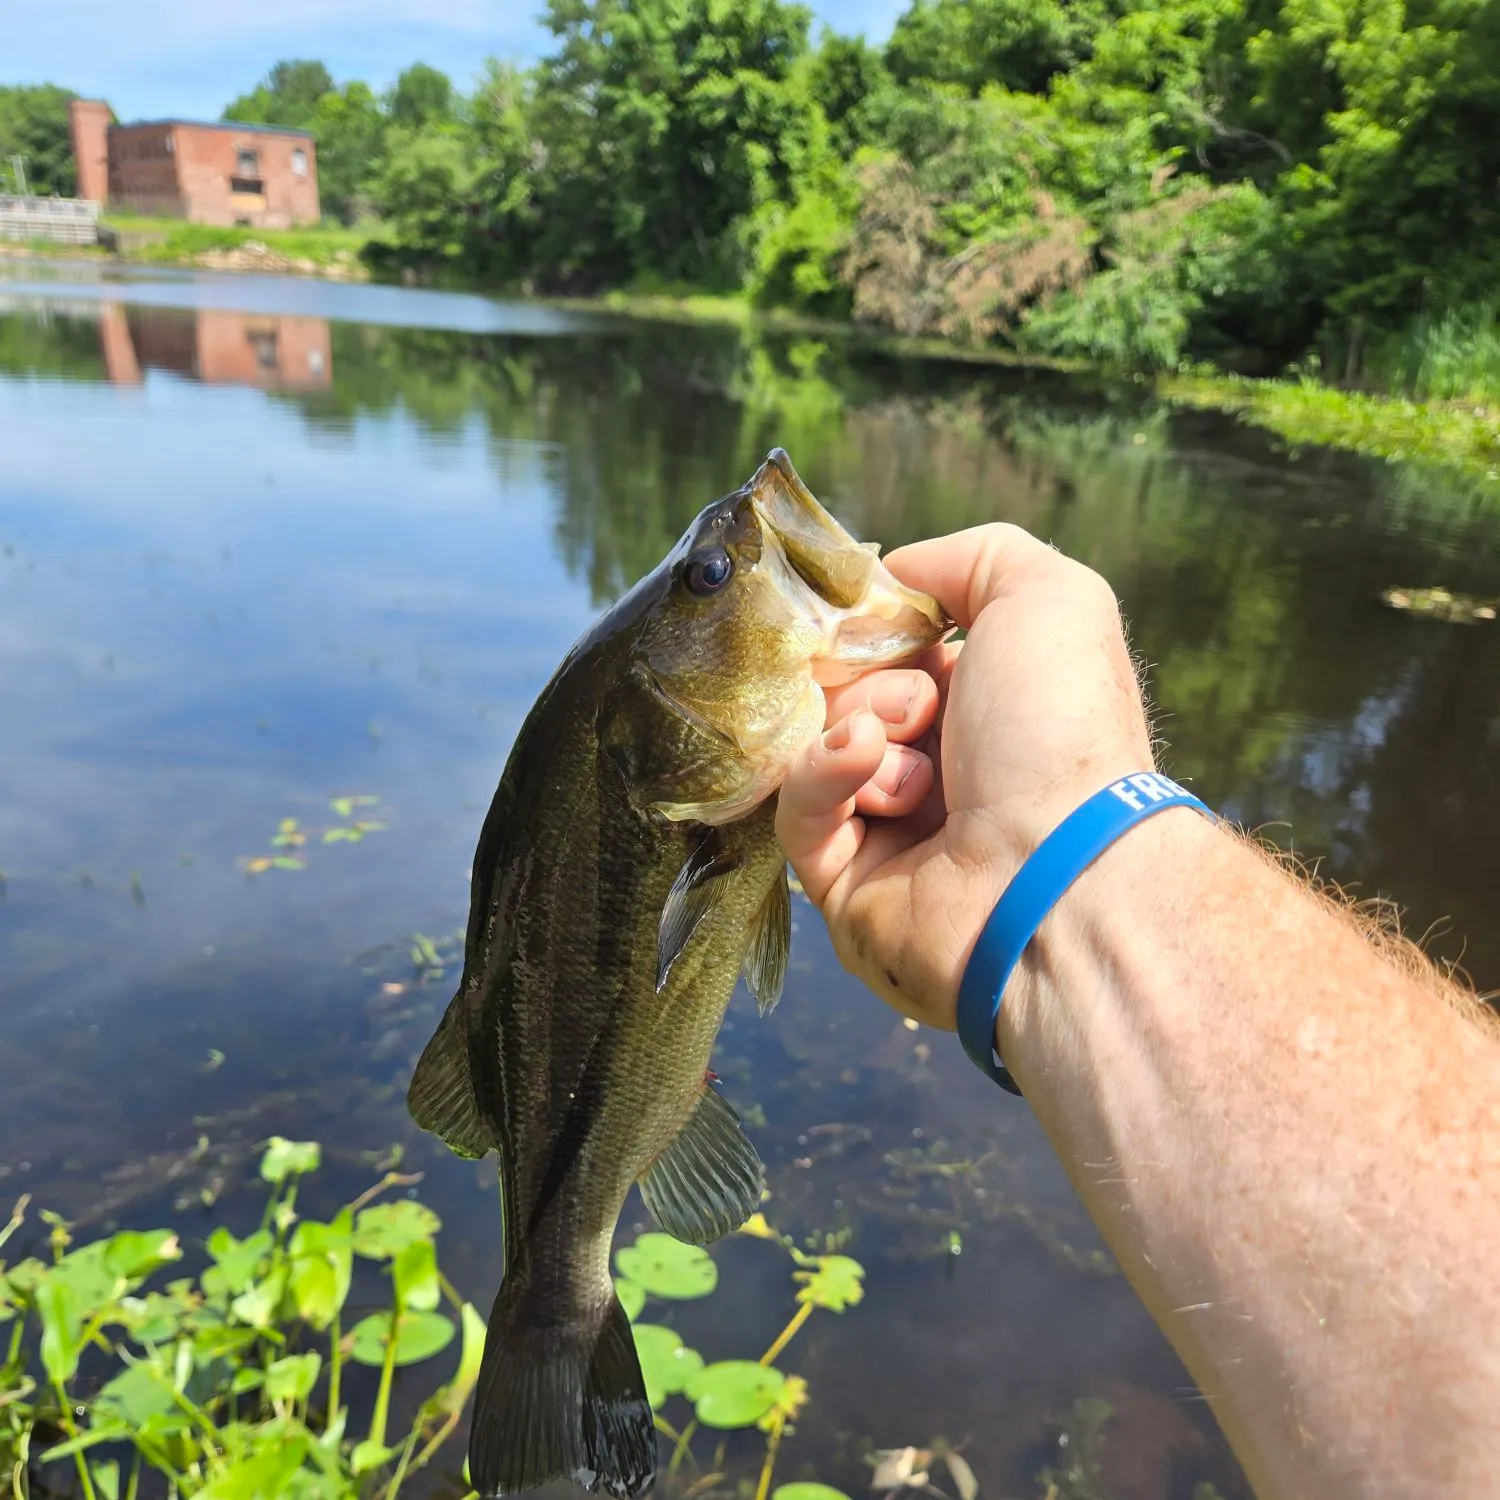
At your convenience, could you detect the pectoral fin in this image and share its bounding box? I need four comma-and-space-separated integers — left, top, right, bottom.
743, 865, 790, 1015
407, 992, 492, 1161
656, 835, 742, 993
638, 1084, 765, 1245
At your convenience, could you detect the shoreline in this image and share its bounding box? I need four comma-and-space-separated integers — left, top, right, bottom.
7, 236, 1498, 494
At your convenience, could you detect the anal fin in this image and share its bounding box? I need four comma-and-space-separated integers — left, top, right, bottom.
638, 1084, 764, 1245
407, 993, 492, 1160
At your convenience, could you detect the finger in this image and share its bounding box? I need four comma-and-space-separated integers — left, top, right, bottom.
821, 669, 939, 743
884, 524, 1056, 630
775, 711, 888, 909
853, 743, 933, 818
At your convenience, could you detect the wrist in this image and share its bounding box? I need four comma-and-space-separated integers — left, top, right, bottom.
996, 806, 1223, 1091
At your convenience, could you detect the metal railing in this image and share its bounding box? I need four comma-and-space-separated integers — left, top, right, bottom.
0, 196, 102, 246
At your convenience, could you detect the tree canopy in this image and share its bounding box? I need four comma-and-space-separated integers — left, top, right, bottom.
11, 0, 1500, 378
0, 84, 79, 196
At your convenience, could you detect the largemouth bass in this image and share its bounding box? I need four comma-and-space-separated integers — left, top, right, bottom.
407, 450, 949, 1499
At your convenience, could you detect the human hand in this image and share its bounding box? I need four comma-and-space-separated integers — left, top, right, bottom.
776, 523, 1155, 1031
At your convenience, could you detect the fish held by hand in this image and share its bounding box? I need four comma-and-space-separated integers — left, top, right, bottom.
406, 449, 949, 1499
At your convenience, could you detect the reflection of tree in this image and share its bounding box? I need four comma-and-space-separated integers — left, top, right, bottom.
274, 314, 1500, 992
11, 299, 1500, 983
0, 311, 106, 382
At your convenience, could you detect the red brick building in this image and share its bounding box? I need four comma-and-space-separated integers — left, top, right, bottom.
70, 100, 320, 228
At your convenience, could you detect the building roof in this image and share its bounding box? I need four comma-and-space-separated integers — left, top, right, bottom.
113, 118, 315, 139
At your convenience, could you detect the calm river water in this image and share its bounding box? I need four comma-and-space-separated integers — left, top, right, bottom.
4, 259, 1499, 1500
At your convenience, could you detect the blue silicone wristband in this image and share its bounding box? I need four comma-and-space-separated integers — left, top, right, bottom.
957, 772, 1215, 1096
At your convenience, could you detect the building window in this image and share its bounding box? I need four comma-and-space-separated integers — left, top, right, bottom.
247, 330, 279, 370
291, 149, 307, 177
237, 148, 258, 176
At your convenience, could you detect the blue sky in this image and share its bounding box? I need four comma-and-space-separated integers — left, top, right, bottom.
9, 1, 906, 123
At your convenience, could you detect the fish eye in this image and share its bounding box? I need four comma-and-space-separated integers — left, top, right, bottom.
684, 547, 734, 597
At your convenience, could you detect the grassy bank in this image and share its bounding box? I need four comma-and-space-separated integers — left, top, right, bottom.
8, 236, 1499, 491
102, 213, 381, 276
579, 289, 1500, 492
1162, 369, 1500, 491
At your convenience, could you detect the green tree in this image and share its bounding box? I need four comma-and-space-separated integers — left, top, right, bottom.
536, 0, 822, 285
1244, 0, 1500, 321
0, 83, 79, 196
884, 0, 1122, 95
373, 127, 477, 258
805, 30, 891, 155
310, 81, 386, 222
388, 63, 455, 129
224, 59, 335, 128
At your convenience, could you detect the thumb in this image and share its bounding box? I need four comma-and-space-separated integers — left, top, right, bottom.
884, 523, 1055, 630
775, 711, 888, 909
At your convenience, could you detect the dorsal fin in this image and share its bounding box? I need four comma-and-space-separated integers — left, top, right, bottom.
406, 992, 492, 1161
743, 865, 791, 1015
656, 835, 743, 993
638, 1084, 764, 1245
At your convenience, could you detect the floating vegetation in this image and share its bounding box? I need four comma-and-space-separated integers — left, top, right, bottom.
0, 1140, 483, 1500
613, 1222, 867, 1500
1378, 586, 1497, 623
240, 797, 387, 876
0, 1147, 883, 1500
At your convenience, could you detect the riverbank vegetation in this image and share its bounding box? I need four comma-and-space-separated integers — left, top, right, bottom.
6, 0, 1500, 443
3, 1134, 1060, 1500
207, 0, 1500, 403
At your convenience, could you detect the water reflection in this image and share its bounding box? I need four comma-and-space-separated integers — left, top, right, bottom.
4, 272, 1500, 1500
99, 304, 332, 390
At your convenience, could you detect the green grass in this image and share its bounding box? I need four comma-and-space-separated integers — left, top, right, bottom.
1361, 303, 1500, 405
1162, 367, 1500, 491
102, 212, 382, 269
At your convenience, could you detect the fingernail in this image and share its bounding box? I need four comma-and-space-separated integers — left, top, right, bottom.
872, 746, 923, 796
867, 675, 917, 726
823, 717, 854, 752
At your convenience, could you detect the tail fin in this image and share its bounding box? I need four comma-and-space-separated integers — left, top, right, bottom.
469, 1275, 655, 1499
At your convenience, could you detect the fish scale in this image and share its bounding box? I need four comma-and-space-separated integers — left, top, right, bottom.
407, 449, 949, 1499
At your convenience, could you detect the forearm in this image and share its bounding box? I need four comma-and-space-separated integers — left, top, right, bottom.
1001, 812, 1500, 1499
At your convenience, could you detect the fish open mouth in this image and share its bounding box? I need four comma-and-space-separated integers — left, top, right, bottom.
748, 448, 951, 683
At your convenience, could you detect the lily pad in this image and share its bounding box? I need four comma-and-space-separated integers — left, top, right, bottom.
775, 1486, 855, 1500
684, 1359, 787, 1429
347, 1309, 455, 1367
351, 1440, 395, 1476
631, 1323, 704, 1407
94, 1360, 178, 1427
614, 1277, 646, 1322
287, 1215, 353, 1328
102, 1229, 181, 1281
394, 1238, 440, 1312
204, 1228, 272, 1297
614, 1233, 717, 1300
353, 1200, 441, 1259
794, 1254, 864, 1311
260, 1137, 321, 1183
264, 1351, 321, 1403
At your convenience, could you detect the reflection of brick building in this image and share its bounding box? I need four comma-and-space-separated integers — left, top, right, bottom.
99, 304, 332, 390
70, 100, 319, 228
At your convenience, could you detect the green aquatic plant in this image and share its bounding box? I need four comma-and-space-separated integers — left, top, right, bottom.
613, 1214, 864, 1500
0, 1140, 482, 1499
240, 799, 388, 876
